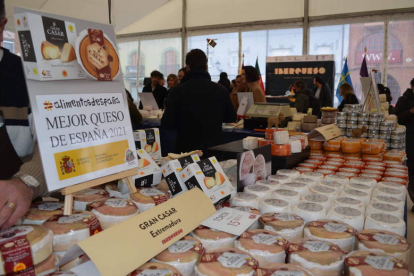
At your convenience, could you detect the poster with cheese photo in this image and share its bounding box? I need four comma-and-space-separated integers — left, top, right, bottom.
13, 7, 137, 191
237, 145, 272, 192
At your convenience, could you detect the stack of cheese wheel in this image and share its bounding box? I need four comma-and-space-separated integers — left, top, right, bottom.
230, 206, 261, 230
0, 225, 54, 276
276, 169, 300, 180
364, 213, 406, 236
345, 251, 409, 276
244, 185, 271, 200
256, 263, 313, 275
235, 229, 289, 266
230, 193, 260, 209
195, 248, 258, 276
259, 213, 305, 243
130, 187, 170, 212
268, 174, 291, 184
292, 202, 326, 222
89, 198, 139, 229
72, 188, 109, 210
357, 229, 411, 263
23, 201, 64, 225
152, 236, 204, 276
129, 263, 182, 276
287, 240, 345, 276
191, 226, 237, 252
304, 219, 357, 253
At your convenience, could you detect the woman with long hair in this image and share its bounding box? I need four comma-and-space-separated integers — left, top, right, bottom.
241, 66, 266, 103
167, 74, 179, 90
338, 83, 359, 111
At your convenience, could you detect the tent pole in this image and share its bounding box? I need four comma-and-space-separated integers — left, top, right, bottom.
302, 0, 309, 55
181, 0, 187, 67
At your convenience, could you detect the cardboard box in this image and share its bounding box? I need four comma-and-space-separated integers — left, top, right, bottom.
181, 157, 236, 205
133, 128, 161, 162
161, 154, 200, 196
15, 12, 85, 81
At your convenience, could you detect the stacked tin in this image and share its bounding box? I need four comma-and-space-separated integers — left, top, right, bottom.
367, 113, 385, 139
390, 126, 406, 151
336, 112, 347, 136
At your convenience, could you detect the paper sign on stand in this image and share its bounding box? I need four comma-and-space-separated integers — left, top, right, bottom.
237, 96, 249, 116
308, 124, 341, 141
60, 189, 216, 276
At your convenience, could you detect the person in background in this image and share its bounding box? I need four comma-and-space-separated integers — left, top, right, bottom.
293, 80, 320, 116
167, 74, 178, 91
337, 83, 359, 111
177, 67, 186, 84
125, 89, 142, 127
394, 78, 414, 210
0, 0, 48, 229
218, 72, 232, 94
159, 76, 165, 87
142, 70, 168, 109
230, 75, 248, 110
241, 66, 266, 103
383, 87, 394, 114
231, 79, 236, 90
161, 49, 236, 153
313, 76, 333, 107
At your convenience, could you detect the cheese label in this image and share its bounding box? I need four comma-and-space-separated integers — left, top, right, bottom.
247, 185, 268, 192
371, 213, 399, 224
264, 199, 288, 207
336, 197, 361, 205
298, 202, 323, 212
372, 234, 401, 245
0, 226, 34, 243
350, 183, 370, 190
87, 29, 112, 81
38, 202, 64, 211
134, 269, 179, 276
303, 172, 322, 178
231, 206, 257, 214
268, 271, 305, 276
380, 182, 401, 188
302, 241, 332, 252
236, 193, 257, 200
345, 189, 367, 197
305, 194, 328, 203
140, 188, 165, 197
296, 178, 315, 183
251, 233, 286, 247
273, 214, 302, 222
372, 203, 398, 212
275, 189, 298, 196
167, 240, 199, 254
346, 255, 407, 270
313, 185, 335, 194
240, 151, 254, 178
58, 213, 91, 224
376, 196, 401, 204
285, 183, 305, 188
365, 256, 395, 270
335, 207, 361, 217
105, 198, 130, 208
378, 187, 400, 195
217, 252, 250, 268
253, 154, 266, 178
328, 175, 346, 180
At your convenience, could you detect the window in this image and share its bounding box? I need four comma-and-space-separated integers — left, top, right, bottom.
118, 41, 139, 100
160, 48, 180, 77
242, 30, 267, 83
268, 28, 303, 57
188, 32, 239, 82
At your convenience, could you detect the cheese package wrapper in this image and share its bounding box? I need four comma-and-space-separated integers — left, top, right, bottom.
161, 154, 201, 196
181, 157, 236, 205
15, 12, 85, 81
133, 128, 162, 162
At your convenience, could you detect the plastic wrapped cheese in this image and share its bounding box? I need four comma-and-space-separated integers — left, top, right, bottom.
259, 213, 305, 243
304, 220, 357, 253
319, 180, 343, 192
271, 144, 292, 156
235, 229, 289, 266
191, 226, 237, 252
365, 203, 404, 219
268, 174, 291, 184
346, 183, 373, 195
345, 250, 410, 276
292, 202, 326, 222
274, 130, 289, 144
130, 188, 170, 212
323, 138, 343, 152
255, 180, 280, 191
340, 189, 370, 206
271, 189, 301, 206
195, 248, 258, 276
230, 193, 260, 209
310, 185, 338, 200
23, 202, 64, 225
90, 198, 139, 229
371, 196, 405, 211
259, 199, 290, 215
152, 236, 204, 276
327, 206, 364, 231
325, 174, 349, 185
357, 229, 411, 263
372, 187, 405, 201
230, 206, 261, 230
288, 240, 345, 276
334, 197, 366, 213
130, 262, 182, 276
302, 172, 324, 182
309, 140, 323, 150
303, 194, 331, 210
244, 185, 271, 200
295, 177, 318, 187
341, 139, 361, 154
364, 213, 406, 236
350, 177, 377, 188
361, 141, 383, 155
280, 182, 310, 197
256, 263, 313, 276
276, 169, 300, 180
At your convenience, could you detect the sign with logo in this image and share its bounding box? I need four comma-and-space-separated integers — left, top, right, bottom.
14, 7, 137, 191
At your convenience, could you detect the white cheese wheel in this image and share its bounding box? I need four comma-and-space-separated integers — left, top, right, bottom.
268, 174, 291, 184
350, 177, 377, 188
244, 185, 271, 200
259, 199, 291, 214
230, 193, 260, 209
303, 194, 332, 210
191, 227, 237, 252
302, 172, 324, 182
325, 174, 350, 185
365, 203, 404, 219
255, 180, 280, 191
295, 177, 319, 188
292, 202, 326, 222
319, 180, 344, 192
334, 197, 366, 213
260, 213, 305, 243
376, 181, 407, 195
364, 213, 406, 236
280, 182, 310, 197
310, 185, 338, 200
372, 187, 405, 201
339, 189, 371, 206
327, 206, 364, 231
274, 131, 289, 144
371, 196, 405, 211
277, 169, 300, 180
346, 183, 373, 195
289, 140, 302, 153
271, 189, 301, 206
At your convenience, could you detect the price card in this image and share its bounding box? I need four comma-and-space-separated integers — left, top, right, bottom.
201, 207, 259, 236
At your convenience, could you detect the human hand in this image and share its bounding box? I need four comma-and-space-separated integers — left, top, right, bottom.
0, 178, 34, 229
410, 107, 414, 114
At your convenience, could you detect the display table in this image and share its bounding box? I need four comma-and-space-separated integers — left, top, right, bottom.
206, 140, 310, 174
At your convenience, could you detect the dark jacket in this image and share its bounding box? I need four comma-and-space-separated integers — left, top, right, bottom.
218, 79, 232, 94
313, 83, 333, 108
295, 89, 310, 113
395, 89, 414, 134
338, 94, 359, 111
142, 84, 168, 109
161, 68, 237, 153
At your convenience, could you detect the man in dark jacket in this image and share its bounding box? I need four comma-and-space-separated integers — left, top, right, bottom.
294, 80, 321, 116
142, 70, 168, 109
394, 78, 414, 210
313, 76, 333, 107
161, 49, 236, 153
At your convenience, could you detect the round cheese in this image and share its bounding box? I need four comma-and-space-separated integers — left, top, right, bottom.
340, 189, 370, 206
32, 253, 57, 276
268, 175, 291, 184
327, 206, 364, 231
357, 229, 411, 263
90, 198, 139, 229
304, 219, 357, 253
292, 202, 326, 222
319, 180, 343, 192
230, 193, 260, 209
303, 194, 331, 210
130, 262, 182, 276
295, 177, 318, 187
255, 180, 280, 191
350, 177, 377, 188
302, 172, 324, 182
364, 213, 406, 236
381, 177, 407, 186
309, 185, 338, 200
191, 226, 237, 252
280, 182, 310, 197
293, 167, 314, 173
257, 263, 313, 276
23, 202, 64, 225
325, 174, 349, 185
277, 169, 300, 180
259, 213, 305, 243
271, 189, 301, 206
372, 187, 405, 201
235, 229, 288, 267
334, 197, 365, 213
377, 181, 407, 194
259, 199, 290, 215
371, 196, 405, 211
346, 183, 373, 195
130, 188, 170, 212
244, 185, 271, 200
73, 189, 109, 210
365, 203, 404, 219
